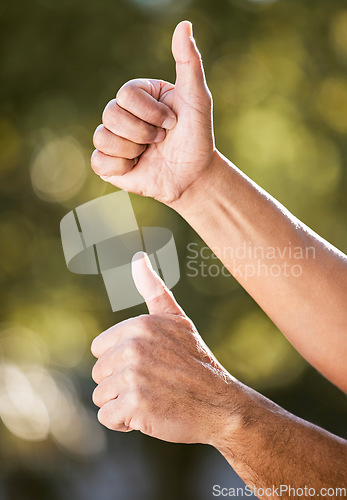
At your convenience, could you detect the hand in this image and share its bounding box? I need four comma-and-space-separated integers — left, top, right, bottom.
91, 21, 216, 206
91, 252, 236, 444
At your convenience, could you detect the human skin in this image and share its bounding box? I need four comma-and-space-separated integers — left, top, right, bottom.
91, 21, 347, 498
92, 253, 347, 500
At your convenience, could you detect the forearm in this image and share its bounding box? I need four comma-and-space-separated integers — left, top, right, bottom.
172, 150, 347, 391
211, 382, 347, 500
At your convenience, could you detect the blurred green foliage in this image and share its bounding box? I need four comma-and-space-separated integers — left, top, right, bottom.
0, 0, 346, 499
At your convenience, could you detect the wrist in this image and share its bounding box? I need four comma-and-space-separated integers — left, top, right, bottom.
169, 149, 230, 216
208, 381, 279, 462
206, 379, 256, 451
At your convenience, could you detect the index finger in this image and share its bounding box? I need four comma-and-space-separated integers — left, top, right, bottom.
116, 79, 177, 130
91, 317, 135, 358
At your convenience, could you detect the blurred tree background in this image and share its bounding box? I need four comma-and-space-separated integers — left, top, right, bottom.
0, 0, 346, 498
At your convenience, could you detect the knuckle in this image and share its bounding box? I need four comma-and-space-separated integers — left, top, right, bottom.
90, 149, 103, 173
97, 406, 108, 426
91, 336, 101, 357
92, 386, 102, 407
102, 99, 117, 126
128, 388, 143, 409
91, 361, 103, 384
125, 365, 141, 387
116, 82, 135, 108
97, 406, 118, 431
124, 338, 145, 361
135, 314, 153, 332
137, 315, 158, 338
93, 124, 107, 151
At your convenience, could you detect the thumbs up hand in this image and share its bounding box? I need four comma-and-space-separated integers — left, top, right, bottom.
91, 252, 236, 445
91, 21, 217, 206
91, 23, 239, 446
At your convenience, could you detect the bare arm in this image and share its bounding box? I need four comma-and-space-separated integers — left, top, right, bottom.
172, 150, 347, 392
91, 21, 347, 392
90, 21, 347, 496
215, 383, 347, 499
91, 254, 347, 500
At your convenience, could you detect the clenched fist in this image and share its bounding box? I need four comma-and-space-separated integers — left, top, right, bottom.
91, 21, 216, 205
91, 252, 237, 445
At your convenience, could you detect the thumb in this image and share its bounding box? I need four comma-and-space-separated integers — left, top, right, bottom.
171, 20, 207, 93
131, 251, 184, 315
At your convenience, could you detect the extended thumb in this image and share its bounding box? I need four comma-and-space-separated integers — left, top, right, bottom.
171, 21, 206, 92
132, 252, 183, 315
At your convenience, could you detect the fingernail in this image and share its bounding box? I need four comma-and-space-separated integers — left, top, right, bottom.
162, 116, 177, 130
154, 128, 166, 143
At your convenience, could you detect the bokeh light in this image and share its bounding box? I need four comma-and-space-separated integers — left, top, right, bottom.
0, 364, 50, 441
211, 53, 273, 106
230, 0, 279, 11
227, 97, 342, 211
314, 77, 347, 133
0, 325, 48, 366
330, 9, 347, 60
1, 0, 346, 498
0, 363, 105, 455
0, 213, 38, 278
127, 0, 191, 13
7, 305, 92, 369
214, 310, 307, 390
30, 135, 87, 203
0, 119, 21, 176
